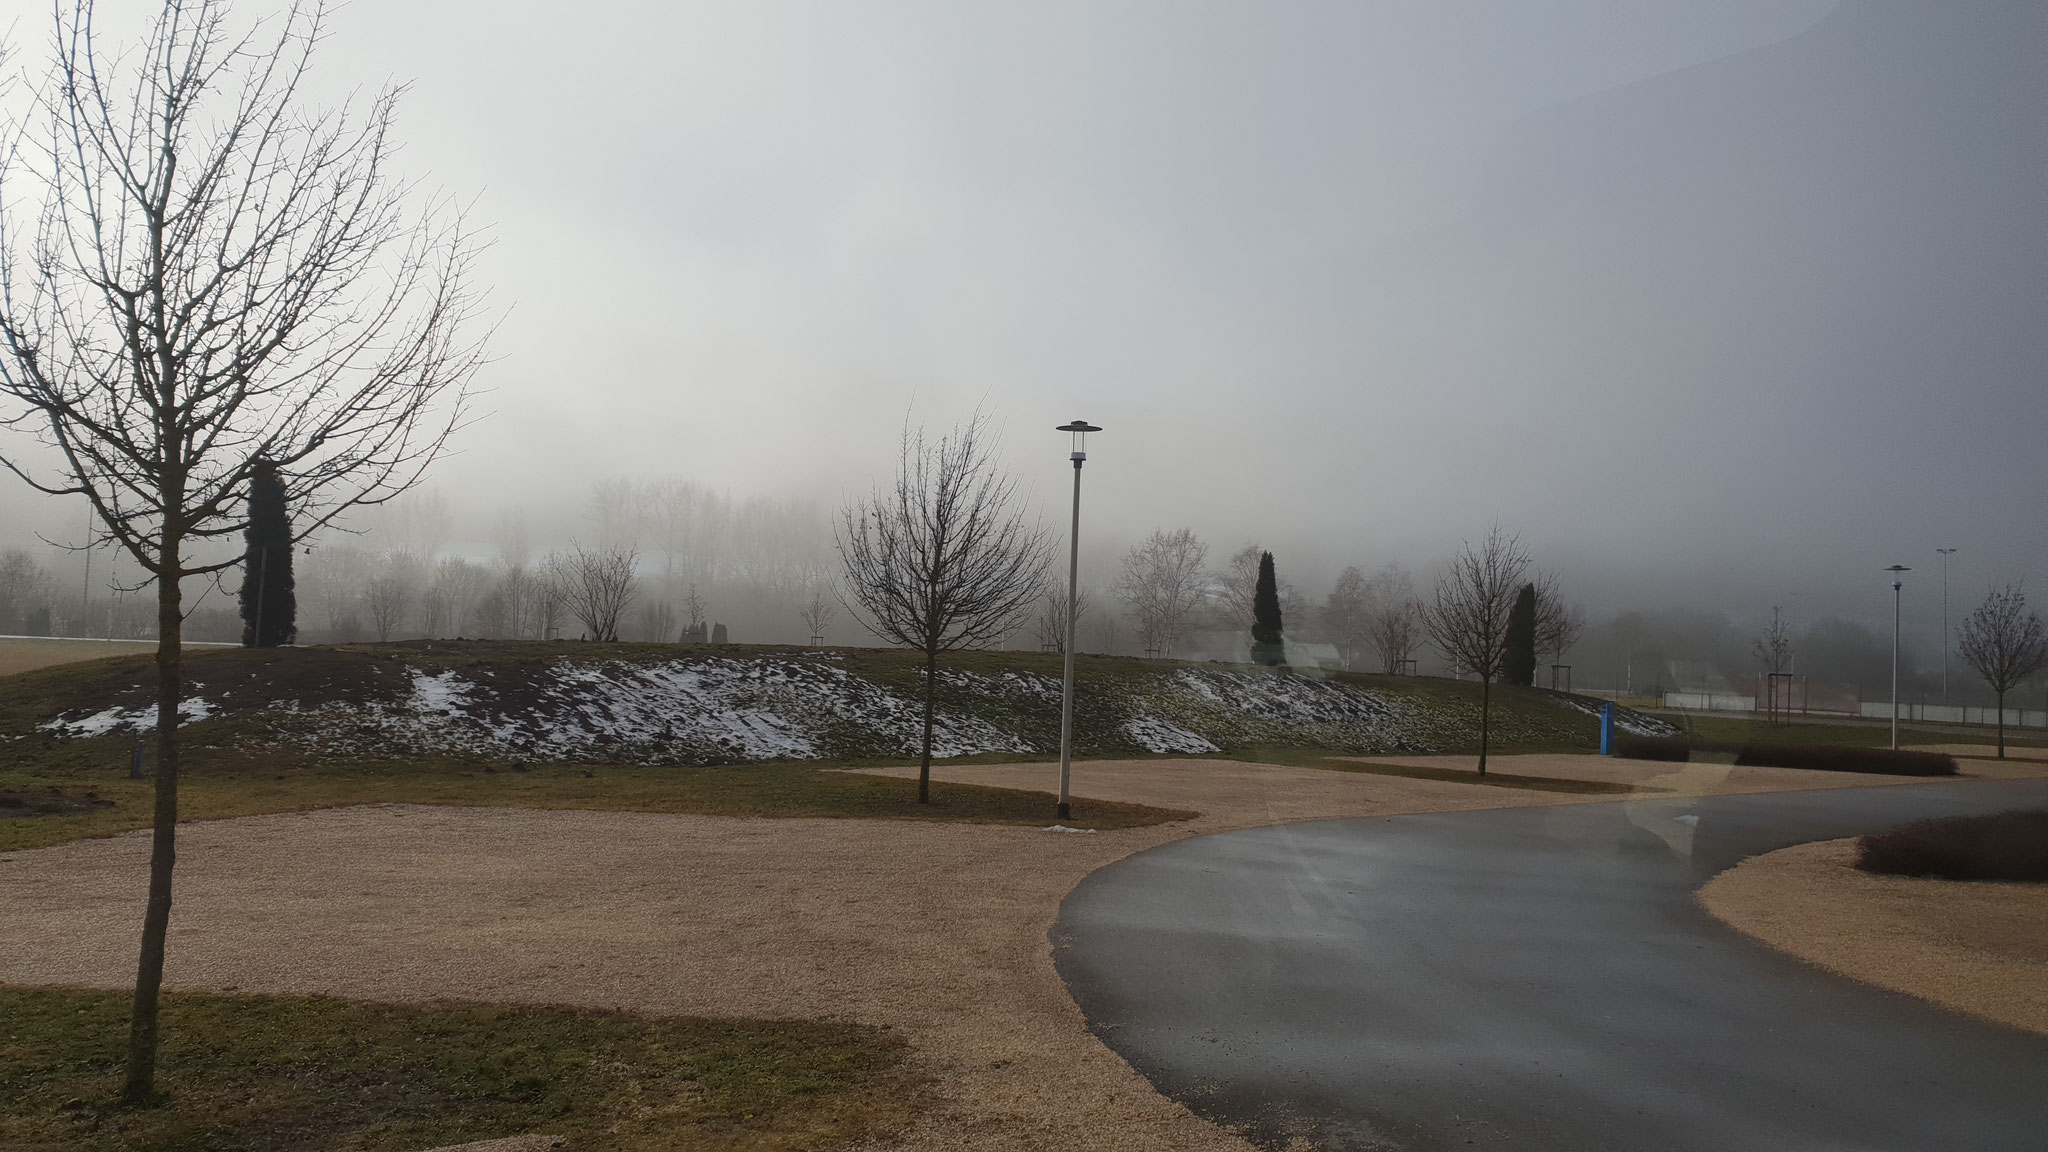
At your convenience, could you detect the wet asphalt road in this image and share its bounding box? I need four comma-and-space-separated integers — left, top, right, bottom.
1054, 780, 2048, 1151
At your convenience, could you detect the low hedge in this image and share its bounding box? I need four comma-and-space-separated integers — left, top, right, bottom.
1732, 744, 1956, 776
1857, 810, 2048, 881
1613, 734, 1691, 762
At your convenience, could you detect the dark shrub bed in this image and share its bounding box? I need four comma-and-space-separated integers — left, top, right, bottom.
1614, 734, 1691, 761
1733, 744, 1956, 776
1857, 810, 2048, 881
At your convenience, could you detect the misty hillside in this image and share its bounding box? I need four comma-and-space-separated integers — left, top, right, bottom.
9, 643, 1670, 765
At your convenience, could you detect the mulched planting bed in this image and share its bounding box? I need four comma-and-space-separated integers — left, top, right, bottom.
1857, 810, 2048, 881
0, 787, 114, 818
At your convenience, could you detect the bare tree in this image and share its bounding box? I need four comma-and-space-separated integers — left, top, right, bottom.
799, 582, 837, 644
1322, 565, 1374, 670
1532, 569, 1585, 677
1115, 528, 1209, 657
0, 547, 52, 633
1422, 526, 1530, 775
0, 0, 484, 1098
681, 582, 707, 635
837, 416, 1050, 802
423, 556, 489, 638
363, 551, 422, 641
1957, 583, 2048, 759
1364, 562, 1421, 674
1033, 585, 1090, 653
1214, 542, 1262, 629
549, 543, 638, 642
1753, 606, 1794, 674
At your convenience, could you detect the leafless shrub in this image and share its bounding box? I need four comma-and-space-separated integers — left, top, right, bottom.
1116, 528, 1210, 658
799, 583, 837, 644
837, 415, 1051, 802
1422, 525, 1531, 774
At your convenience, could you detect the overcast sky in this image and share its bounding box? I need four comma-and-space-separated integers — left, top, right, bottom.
1, 0, 2040, 640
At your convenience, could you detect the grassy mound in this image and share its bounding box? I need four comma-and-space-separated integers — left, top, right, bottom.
2, 640, 1656, 766
1857, 810, 2048, 881
0, 985, 918, 1151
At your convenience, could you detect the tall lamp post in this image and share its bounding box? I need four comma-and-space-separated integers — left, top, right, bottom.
1936, 548, 1957, 705
1885, 565, 1910, 750
1055, 420, 1100, 822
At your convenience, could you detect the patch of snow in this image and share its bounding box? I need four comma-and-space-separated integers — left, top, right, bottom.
1557, 695, 1678, 737
1122, 715, 1221, 754
1043, 825, 1097, 834
41, 697, 214, 737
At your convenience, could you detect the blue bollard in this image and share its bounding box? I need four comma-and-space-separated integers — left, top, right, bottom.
1600, 701, 1615, 756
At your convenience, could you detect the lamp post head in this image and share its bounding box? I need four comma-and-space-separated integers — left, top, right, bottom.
1057, 420, 1101, 463
1885, 563, 1910, 590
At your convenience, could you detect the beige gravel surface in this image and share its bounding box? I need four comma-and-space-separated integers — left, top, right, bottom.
1698, 838, 2048, 1037
0, 755, 2004, 1150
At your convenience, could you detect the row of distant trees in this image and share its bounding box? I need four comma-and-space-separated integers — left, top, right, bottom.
1110, 525, 1580, 677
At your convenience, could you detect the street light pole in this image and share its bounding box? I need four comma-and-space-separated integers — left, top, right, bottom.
1885, 565, 1910, 750
1936, 548, 1956, 705
1055, 420, 1100, 822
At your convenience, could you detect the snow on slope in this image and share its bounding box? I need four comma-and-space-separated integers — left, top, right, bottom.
34, 650, 1662, 762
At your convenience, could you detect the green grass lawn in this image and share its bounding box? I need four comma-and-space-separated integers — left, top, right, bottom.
0, 985, 917, 1151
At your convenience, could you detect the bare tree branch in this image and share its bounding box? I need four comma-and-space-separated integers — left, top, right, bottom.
548, 542, 637, 642
0, 0, 488, 1099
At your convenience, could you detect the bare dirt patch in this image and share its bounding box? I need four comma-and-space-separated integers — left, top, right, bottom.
0, 636, 161, 677
1699, 839, 2048, 1036
0, 786, 114, 818
0, 755, 1991, 1151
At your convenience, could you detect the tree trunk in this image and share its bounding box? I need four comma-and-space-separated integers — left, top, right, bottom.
918, 649, 938, 803
1996, 689, 2006, 759
125, 554, 182, 1102
1478, 676, 1491, 777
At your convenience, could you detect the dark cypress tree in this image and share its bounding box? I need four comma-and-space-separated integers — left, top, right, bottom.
238, 460, 296, 647
1504, 581, 1537, 687
1250, 551, 1286, 666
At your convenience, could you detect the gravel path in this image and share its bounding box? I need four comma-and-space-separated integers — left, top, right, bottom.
1698, 838, 2048, 1036
0, 754, 2020, 1150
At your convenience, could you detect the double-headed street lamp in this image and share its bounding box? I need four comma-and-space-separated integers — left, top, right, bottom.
1055, 420, 1100, 822
1885, 565, 1910, 750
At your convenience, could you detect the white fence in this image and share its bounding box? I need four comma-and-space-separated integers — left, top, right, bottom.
1661, 691, 1757, 712
1858, 701, 2048, 728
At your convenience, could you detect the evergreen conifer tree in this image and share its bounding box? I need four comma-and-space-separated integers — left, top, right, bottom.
238, 460, 296, 647
1504, 581, 1537, 687
1251, 551, 1286, 665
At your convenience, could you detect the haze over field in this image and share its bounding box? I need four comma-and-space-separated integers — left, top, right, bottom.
0, 0, 2040, 686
